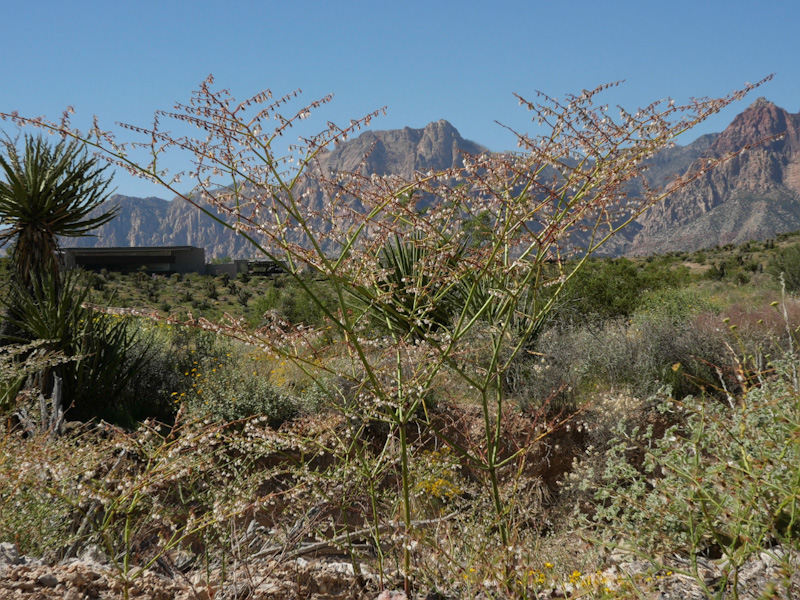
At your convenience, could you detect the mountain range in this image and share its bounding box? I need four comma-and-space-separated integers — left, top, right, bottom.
61, 100, 800, 258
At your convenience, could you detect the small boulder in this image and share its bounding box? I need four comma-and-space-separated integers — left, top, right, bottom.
0, 542, 19, 574
37, 572, 59, 587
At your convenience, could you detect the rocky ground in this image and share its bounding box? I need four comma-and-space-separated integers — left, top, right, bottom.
2, 541, 798, 599
0, 542, 386, 599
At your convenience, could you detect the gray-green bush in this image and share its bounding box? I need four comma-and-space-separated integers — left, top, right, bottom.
576, 358, 800, 598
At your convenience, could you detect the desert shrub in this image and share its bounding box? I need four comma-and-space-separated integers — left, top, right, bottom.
144, 282, 159, 302
179, 343, 298, 425
190, 298, 208, 310
118, 322, 306, 425
575, 360, 800, 598
0, 427, 96, 559
89, 272, 106, 291
0, 415, 306, 595
250, 276, 336, 327
559, 257, 689, 324
518, 289, 731, 411
706, 254, 760, 285
626, 310, 731, 399
768, 242, 800, 292
705, 260, 731, 281
634, 287, 718, 325
236, 287, 251, 307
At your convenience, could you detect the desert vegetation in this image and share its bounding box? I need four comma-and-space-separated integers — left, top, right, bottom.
1, 77, 799, 599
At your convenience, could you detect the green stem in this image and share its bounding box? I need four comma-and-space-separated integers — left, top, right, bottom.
399, 420, 412, 594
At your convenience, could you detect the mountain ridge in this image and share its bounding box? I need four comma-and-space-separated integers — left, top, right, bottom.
627, 99, 800, 254
61, 102, 800, 258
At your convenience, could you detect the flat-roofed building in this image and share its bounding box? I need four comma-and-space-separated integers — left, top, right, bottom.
62, 246, 206, 274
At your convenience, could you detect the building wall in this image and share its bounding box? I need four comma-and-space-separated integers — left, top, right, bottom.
62, 247, 206, 275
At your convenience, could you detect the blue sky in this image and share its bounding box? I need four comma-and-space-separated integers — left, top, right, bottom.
2, 0, 798, 198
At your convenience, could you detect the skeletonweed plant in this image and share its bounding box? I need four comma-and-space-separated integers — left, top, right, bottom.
1, 74, 775, 590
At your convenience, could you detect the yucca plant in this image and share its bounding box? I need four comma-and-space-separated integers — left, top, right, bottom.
2, 273, 147, 423
351, 234, 465, 339
0, 134, 117, 291
0, 136, 137, 423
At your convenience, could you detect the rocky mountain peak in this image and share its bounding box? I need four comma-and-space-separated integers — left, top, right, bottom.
713, 98, 793, 155
628, 99, 800, 255
748, 96, 774, 109
316, 120, 485, 178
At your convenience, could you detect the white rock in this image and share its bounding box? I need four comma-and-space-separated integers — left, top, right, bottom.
0, 542, 19, 574
374, 591, 407, 600
327, 561, 355, 576
78, 544, 108, 564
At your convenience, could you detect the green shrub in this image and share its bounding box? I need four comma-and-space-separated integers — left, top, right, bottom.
236, 287, 252, 307
577, 360, 800, 597
250, 277, 336, 327
559, 258, 689, 324
634, 287, 718, 326
205, 280, 219, 300
518, 289, 729, 411
181, 346, 297, 424
768, 243, 800, 292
